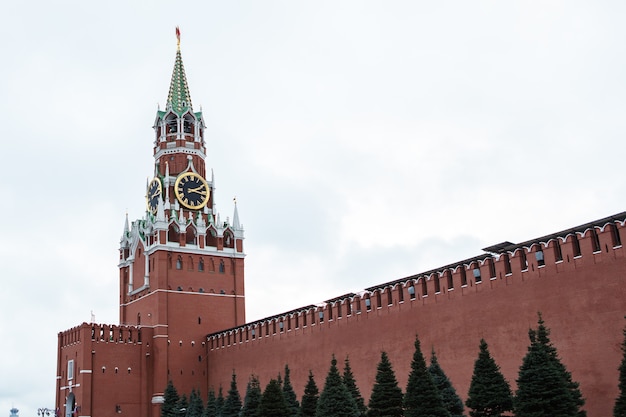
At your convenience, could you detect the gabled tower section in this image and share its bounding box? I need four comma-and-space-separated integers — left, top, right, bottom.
117, 28, 245, 404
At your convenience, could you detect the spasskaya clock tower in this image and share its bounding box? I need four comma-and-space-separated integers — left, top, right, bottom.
118, 28, 245, 402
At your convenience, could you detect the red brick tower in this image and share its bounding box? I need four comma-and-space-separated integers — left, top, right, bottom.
55, 30, 245, 417
117, 28, 246, 408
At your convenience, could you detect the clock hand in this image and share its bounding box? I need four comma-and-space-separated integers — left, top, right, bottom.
187, 186, 207, 195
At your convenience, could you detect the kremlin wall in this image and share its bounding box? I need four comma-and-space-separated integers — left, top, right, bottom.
205, 213, 625, 417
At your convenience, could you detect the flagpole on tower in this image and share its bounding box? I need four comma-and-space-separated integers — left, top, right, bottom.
176, 26, 181, 50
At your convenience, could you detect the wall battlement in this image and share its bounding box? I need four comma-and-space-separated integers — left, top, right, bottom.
207, 211, 625, 350
58, 323, 143, 349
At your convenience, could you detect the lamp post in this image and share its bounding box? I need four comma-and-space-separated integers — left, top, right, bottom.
37, 408, 55, 417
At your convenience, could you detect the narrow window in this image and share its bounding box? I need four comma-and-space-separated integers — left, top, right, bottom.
176, 256, 182, 270
311, 309, 316, 325
397, 285, 404, 302
591, 228, 601, 253
346, 299, 352, 315
279, 321, 284, 332
365, 296, 372, 311
610, 223, 622, 247
375, 291, 382, 308
421, 278, 428, 296
408, 285, 416, 300
337, 302, 342, 318
500, 254, 510, 275
295, 314, 299, 328
386, 288, 393, 305
473, 266, 482, 283
319, 311, 324, 323
553, 240, 563, 262
287, 316, 291, 330
572, 234, 582, 257
434, 275, 441, 293
460, 268, 467, 286
198, 258, 204, 272
265, 322, 269, 336
488, 258, 496, 278
251, 328, 256, 339
303, 311, 307, 326
356, 297, 362, 313
219, 260, 225, 273
520, 251, 528, 271
446, 269, 454, 289
272, 321, 276, 334
68, 360, 74, 381
535, 249, 545, 267
328, 305, 333, 320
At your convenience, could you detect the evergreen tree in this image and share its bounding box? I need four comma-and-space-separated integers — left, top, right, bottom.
282, 365, 300, 417
465, 339, 513, 417
216, 386, 225, 417
258, 378, 289, 417
343, 356, 367, 416
515, 325, 578, 417
368, 352, 403, 417
203, 388, 217, 417
615, 317, 626, 417
318, 355, 359, 417
534, 315, 586, 417
187, 389, 204, 417
403, 336, 449, 417
429, 349, 464, 417
242, 375, 262, 417
300, 370, 319, 417
162, 381, 180, 417
177, 394, 189, 417
223, 372, 242, 417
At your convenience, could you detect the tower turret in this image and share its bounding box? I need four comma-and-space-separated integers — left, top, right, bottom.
116, 28, 246, 404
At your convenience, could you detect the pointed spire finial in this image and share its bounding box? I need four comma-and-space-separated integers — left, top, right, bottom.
166, 27, 192, 115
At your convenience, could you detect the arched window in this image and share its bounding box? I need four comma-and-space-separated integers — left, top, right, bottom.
186, 227, 196, 245
421, 278, 428, 296
219, 260, 225, 273
198, 258, 204, 272
176, 256, 183, 270
168, 224, 179, 243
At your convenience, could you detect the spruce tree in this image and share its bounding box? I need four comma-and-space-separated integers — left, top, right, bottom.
282, 365, 300, 417
187, 389, 204, 417
215, 386, 225, 417
203, 388, 217, 417
161, 381, 180, 417
515, 326, 577, 417
403, 337, 449, 417
177, 394, 189, 417
429, 348, 464, 417
343, 356, 367, 416
465, 339, 513, 417
258, 378, 289, 417
300, 370, 319, 417
223, 372, 242, 417
534, 314, 586, 417
318, 355, 359, 417
242, 375, 262, 417
615, 317, 626, 417
368, 351, 403, 417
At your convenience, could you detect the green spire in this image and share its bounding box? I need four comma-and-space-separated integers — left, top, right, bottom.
166, 28, 192, 115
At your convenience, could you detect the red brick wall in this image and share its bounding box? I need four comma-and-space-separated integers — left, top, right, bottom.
206, 226, 626, 417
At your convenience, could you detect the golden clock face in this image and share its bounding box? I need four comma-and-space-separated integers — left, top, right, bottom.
146, 178, 162, 215
174, 172, 210, 210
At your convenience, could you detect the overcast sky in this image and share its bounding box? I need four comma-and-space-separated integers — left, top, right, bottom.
1, 1, 626, 415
